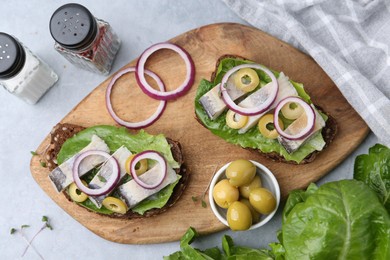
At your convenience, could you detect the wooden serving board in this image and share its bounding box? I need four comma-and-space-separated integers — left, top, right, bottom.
30, 23, 369, 244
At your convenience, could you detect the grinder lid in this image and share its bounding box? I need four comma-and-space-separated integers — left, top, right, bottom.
0, 33, 26, 80
49, 3, 97, 50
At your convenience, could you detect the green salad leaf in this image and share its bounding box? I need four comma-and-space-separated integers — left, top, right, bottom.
268, 242, 285, 260
195, 78, 325, 163
132, 175, 181, 215
164, 227, 217, 260
57, 125, 180, 215
282, 182, 318, 223
221, 234, 273, 259
164, 227, 274, 260
79, 198, 114, 215
57, 125, 179, 168
282, 180, 390, 260
354, 144, 390, 213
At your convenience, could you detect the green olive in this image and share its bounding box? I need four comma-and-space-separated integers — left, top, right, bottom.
281, 102, 304, 120
125, 155, 148, 176
240, 198, 261, 223
233, 68, 260, 92
226, 110, 248, 129
102, 197, 128, 214
226, 159, 256, 187
239, 175, 262, 199
212, 179, 239, 208
68, 181, 88, 203
258, 114, 284, 139
227, 201, 252, 231
249, 188, 277, 214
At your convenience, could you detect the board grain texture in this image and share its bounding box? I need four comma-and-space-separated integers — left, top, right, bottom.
30, 23, 369, 244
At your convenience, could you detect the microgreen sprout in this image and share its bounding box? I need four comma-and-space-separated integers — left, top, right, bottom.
10, 216, 53, 259
39, 161, 47, 168
192, 166, 218, 208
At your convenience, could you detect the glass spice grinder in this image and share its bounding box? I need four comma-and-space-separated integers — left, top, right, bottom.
49, 3, 121, 75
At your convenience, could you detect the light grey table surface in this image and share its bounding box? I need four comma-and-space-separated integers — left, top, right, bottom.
0, 0, 377, 259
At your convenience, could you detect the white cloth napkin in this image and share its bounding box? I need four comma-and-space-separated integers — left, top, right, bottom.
222, 0, 390, 146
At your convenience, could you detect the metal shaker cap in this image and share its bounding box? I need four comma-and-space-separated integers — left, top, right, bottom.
0, 33, 26, 79
49, 3, 97, 50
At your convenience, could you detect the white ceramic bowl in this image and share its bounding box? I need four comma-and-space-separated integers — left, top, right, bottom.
208, 160, 280, 230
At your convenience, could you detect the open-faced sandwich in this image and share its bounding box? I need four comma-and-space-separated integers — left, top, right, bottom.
196, 55, 337, 164
45, 123, 188, 218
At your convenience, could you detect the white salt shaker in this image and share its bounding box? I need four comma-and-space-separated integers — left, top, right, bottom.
0, 33, 58, 104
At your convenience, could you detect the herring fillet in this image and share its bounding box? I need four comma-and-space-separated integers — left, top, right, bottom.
278, 106, 326, 153
117, 164, 178, 209
88, 146, 132, 208
199, 75, 246, 120
48, 135, 110, 192
238, 72, 298, 133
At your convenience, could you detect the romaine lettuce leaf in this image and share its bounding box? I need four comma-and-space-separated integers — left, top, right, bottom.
195, 79, 325, 163
282, 180, 390, 260
221, 235, 273, 259
354, 144, 390, 213
268, 242, 285, 260
163, 227, 217, 260
164, 227, 273, 260
282, 183, 318, 223
57, 125, 180, 215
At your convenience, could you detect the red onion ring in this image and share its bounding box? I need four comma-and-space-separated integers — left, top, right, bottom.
220, 64, 278, 116
72, 150, 119, 196
135, 42, 195, 100
106, 67, 166, 129
274, 97, 316, 140
130, 150, 167, 189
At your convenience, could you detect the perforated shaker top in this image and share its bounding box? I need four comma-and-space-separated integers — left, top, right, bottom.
0, 33, 26, 79
49, 3, 97, 50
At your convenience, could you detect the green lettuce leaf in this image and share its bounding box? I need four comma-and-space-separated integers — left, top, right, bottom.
282, 180, 390, 260
163, 227, 217, 260
221, 234, 273, 259
282, 183, 318, 223
164, 227, 274, 260
57, 125, 179, 168
268, 243, 285, 260
195, 79, 325, 163
79, 198, 113, 215
131, 175, 181, 215
57, 125, 180, 215
354, 144, 390, 213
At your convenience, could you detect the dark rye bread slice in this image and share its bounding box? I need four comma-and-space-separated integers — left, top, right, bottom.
199, 55, 337, 164
45, 123, 189, 219
45, 123, 85, 170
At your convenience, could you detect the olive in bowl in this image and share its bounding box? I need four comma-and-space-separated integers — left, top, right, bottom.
209, 159, 280, 231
